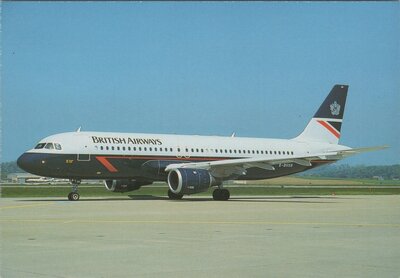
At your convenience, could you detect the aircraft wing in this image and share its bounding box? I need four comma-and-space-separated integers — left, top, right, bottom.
164, 145, 388, 178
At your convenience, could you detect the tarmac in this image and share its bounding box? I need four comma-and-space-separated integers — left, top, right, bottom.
1, 195, 399, 278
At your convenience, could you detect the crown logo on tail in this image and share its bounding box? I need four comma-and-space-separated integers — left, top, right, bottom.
330, 101, 341, 116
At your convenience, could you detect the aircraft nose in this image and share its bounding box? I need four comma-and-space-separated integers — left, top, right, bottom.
17, 153, 31, 172
17, 152, 46, 175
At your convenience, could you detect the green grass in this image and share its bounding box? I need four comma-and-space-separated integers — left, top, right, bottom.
1, 183, 400, 198
295, 176, 400, 185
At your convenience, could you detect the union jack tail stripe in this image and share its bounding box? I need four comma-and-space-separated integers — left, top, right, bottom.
317, 120, 341, 139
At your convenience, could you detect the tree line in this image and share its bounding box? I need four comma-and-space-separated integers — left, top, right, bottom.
300, 164, 400, 179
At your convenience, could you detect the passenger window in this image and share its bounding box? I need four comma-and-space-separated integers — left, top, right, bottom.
201, 149, 204, 152
177, 148, 180, 152
144, 147, 147, 151
274, 151, 277, 155
149, 147, 152, 151
170, 148, 173, 152
278, 151, 281, 155
252, 150, 255, 154
45, 143, 54, 149
216, 149, 218, 153
117, 147, 120, 151
100, 146, 103, 150
256, 150, 259, 154
128, 147, 131, 151
106, 146, 109, 150
139, 147, 142, 151
112, 146, 115, 150
155, 147, 157, 151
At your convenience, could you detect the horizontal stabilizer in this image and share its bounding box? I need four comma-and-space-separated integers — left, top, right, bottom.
335, 145, 389, 156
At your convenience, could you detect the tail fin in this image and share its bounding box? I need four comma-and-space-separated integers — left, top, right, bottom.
294, 84, 349, 144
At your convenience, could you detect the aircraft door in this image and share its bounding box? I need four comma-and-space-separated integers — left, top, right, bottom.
77, 154, 91, 161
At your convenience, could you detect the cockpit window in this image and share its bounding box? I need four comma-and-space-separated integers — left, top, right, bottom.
54, 143, 62, 150
45, 143, 54, 149
35, 143, 46, 149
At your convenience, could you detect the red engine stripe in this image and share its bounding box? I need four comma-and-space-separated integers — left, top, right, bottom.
96, 156, 118, 172
317, 120, 340, 139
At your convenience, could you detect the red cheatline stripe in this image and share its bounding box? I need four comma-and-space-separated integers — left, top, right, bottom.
96, 156, 118, 172
97, 155, 229, 161
317, 120, 340, 139
95, 155, 227, 173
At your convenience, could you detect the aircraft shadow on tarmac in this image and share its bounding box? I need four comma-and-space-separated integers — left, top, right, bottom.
136, 195, 342, 203
17, 195, 341, 203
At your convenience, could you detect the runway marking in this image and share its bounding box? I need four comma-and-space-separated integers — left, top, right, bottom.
0, 218, 399, 228
0, 202, 55, 210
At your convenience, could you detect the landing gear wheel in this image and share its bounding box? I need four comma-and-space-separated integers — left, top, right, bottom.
213, 189, 230, 201
168, 190, 183, 200
70, 192, 80, 201
68, 179, 81, 201
68, 192, 80, 201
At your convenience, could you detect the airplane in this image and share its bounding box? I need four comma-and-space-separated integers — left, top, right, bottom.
17, 85, 387, 201
25, 177, 53, 184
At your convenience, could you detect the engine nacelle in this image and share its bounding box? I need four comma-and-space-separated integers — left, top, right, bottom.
104, 179, 152, 193
167, 168, 220, 195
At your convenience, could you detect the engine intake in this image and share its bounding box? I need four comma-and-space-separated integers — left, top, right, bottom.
104, 179, 152, 193
168, 168, 220, 195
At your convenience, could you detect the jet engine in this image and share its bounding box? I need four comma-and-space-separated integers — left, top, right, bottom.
104, 179, 152, 193
167, 168, 220, 195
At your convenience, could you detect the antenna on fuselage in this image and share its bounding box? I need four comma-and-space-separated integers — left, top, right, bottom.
76, 126, 82, 132
230, 132, 236, 137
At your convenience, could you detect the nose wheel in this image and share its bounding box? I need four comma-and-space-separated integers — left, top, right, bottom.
68, 179, 81, 201
68, 192, 80, 201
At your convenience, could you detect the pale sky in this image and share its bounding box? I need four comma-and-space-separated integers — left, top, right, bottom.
2, 2, 399, 164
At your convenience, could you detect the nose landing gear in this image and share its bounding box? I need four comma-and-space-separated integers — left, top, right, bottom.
68, 179, 81, 201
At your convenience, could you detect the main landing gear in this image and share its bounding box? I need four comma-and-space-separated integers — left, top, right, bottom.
167, 189, 230, 201
167, 189, 183, 200
68, 179, 81, 201
213, 188, 230, 201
